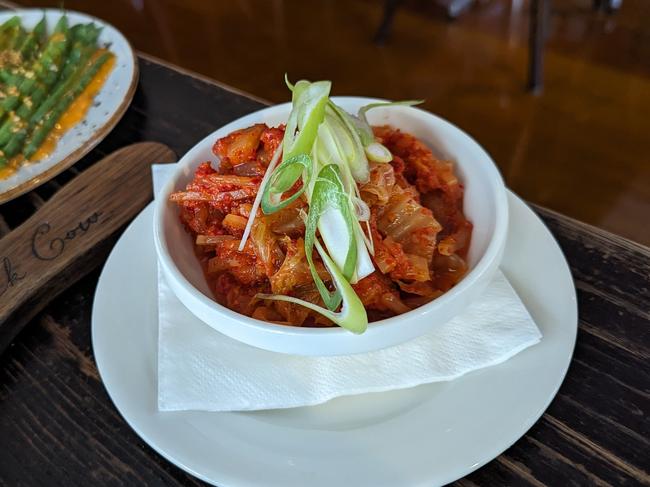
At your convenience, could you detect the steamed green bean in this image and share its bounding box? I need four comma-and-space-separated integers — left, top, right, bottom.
0, 14, 114, 168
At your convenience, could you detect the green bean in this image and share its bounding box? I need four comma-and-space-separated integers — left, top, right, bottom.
33, 15, 46, 41
16, 83, 46, 120
0, 19, 45, 103
1, 126, 26, 158
0, 68, 13, 84
0, 75, 31, 115
29, 28, 101, 127
0, 16, 20, 30
0, 121, 27, 167
33, 17, 70, 86
0, 17, 55, 158
0, 77, 48, 146
0, 17, 71, 119
0, 72, 21, 107
71, 23, 101, 44
0, 16, 20, 49
58, 24, 101, 83
0, 111, 20, 147
0, 73, 24, 137
53, 15, 67, 34
0, 17, 110, 165
0, 25, 19, 53
17, 16, 46, 64
0, 73, 46, 153
0, 81, 47, 145
24, 51, 110, 159
0, 72, 47, 146
0, 120, 15, 148
10, 27, 27, 51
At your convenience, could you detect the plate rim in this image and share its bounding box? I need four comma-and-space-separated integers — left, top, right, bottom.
0, 8, 139, 204
91, 190, 578, 486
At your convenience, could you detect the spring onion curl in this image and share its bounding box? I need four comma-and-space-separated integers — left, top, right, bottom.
342, 99, 423, 164
256, 78, 423, 333
282, 80, 331, 161
313, 109, 376, 258
325, 102, 369, 183
257, 239, 367, 334
357, 100, 423, 136
261, 153, 312, 214
284, 72, 294, 91
259, 80, 329, 215
304, 164, 357, 311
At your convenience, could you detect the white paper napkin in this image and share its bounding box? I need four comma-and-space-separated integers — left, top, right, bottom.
153, 164, 542, 412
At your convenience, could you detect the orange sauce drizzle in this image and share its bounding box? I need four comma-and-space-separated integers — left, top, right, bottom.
0, 50, 116, 180
0, 155, 23, 179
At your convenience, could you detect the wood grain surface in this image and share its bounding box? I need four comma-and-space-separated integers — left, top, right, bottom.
0, 142, 175, 355
0, 57, 648, 487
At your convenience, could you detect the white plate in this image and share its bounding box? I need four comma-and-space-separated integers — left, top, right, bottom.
0, 9, 137, 203
92, 191, 577, 487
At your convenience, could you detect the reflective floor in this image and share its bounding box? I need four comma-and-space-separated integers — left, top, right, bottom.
17, 0, 650, 244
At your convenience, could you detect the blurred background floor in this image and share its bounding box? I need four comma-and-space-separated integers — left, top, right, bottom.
16, 0, 650, 245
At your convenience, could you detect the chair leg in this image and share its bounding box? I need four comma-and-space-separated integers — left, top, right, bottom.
605, 0, 623, 12
445, 0, 475, 20
594, 0, 622, 12
374, 0, 403, 45
527, 0, 549, 93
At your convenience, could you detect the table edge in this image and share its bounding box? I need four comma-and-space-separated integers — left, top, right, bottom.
136, 51, 271, 106
533, 204, 650, 255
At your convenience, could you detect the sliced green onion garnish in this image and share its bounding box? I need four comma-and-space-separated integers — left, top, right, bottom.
305, 164, 357, 310
257, 239, 367, 334
314, 112, 376, 270
284, 72, 294, 91
251, 78, 423, 333
327, 102, 369, 183
282, 80, 331, 162
355, 99, 423, 163
364, 142, 393, 163
358, 100, 424, 123
260, 153, 313, 214
260, 79, 329, 216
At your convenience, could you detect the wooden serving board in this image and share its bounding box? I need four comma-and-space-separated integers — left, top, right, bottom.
0, 141, 176, 353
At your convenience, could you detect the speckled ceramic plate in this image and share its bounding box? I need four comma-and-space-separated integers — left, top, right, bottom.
0, 9, 137, 204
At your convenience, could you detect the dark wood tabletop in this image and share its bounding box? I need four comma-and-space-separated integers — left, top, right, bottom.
0, 55, 648, 487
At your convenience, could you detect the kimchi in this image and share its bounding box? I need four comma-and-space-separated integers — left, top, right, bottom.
170, 123, 472, 328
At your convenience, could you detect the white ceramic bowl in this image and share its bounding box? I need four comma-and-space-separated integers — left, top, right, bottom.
153, 97, 509, 356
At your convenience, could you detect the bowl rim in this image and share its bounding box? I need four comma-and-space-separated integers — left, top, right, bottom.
153, 97, 509, 336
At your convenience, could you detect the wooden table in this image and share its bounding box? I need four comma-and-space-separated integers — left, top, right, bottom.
0, 55, 648, 487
